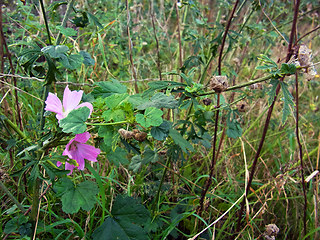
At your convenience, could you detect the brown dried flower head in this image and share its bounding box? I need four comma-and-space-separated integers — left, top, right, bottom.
263, 224, 279, 240
236, 100, 249, 113
209, 75, 228, 92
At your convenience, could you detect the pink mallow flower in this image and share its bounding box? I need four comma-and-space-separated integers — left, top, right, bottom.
57, 132, 101, 174
45, 85, 93, 121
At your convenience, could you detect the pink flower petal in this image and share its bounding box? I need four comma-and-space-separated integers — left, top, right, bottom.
65, 161, 76, 175
69, 149, 85, 170
62, 138, 76, 159
77, 143, 100, 162
74, 132, 90, 143
57, 161, 62, 167
76, 102, 93, 118
62, 86, 83, 114
45, 93, 63, 119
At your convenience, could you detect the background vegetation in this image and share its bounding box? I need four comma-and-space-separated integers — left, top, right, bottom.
0, 0, 319, 239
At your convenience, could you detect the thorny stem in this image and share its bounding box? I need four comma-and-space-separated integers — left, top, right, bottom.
126, 0, 139, 93
235, 0, 301, 236
295, 72, 308, 237
198, 0, 239, 215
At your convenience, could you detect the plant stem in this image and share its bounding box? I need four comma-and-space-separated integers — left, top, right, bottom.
126, 0, 139, 93
86, 121, 128, 126
198, 74, 273, 97
56, 0, 75, 45
0, 181, 25, 213
295, 72, 307, 237
235, 0, 301, 235
198, 93, 220, 214
3, 117, 32, 144
152, 157, 170, 215
39, 0, 52, 45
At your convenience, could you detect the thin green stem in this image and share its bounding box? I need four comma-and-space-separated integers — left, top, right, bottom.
0, 181, 25, 213
86, 121, 128, 126
39, 0, 52, 45
3, 117, 32, 144
56, 0, 75, 45
152, 157, 170, 215
198, 74, 274, 97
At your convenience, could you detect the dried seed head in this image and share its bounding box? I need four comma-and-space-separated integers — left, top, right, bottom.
236, 100, 249, 112
134, 131, 148, 142
298, 44, 312, 67
249, 83, 263, 90
203, 98, 212, 106
118, 128, 135, 140
209, 76, 228, 92
263, 224, 279, 240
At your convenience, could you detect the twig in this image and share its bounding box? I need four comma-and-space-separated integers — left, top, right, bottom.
259, 0, 289, 45
296, 24, 320, 44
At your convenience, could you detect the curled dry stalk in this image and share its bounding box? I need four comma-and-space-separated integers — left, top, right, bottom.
198, 0, 239, 215
235, 0, 302, 236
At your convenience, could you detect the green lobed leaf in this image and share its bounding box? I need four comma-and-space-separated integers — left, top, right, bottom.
169, 128, 194, 153
136, 107, 163, 128
41, 45, 69, 59
59, 107, 90, 134
137, 92, 178, 110
56, 26, 77, 37
93, 80, 127, 98
280, 81, 295, 123
129, 155, 142, 173
107, 147, 129, 166
80, 50, 95, 66
151, 121, 171, 140
54, 179, 99, 214
267, 78, 280, 105
59, 54, 84, 70
280, 63, 296, 75
92, 195, 151, 240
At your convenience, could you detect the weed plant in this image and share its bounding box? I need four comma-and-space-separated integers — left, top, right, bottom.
0, 0, 320, 239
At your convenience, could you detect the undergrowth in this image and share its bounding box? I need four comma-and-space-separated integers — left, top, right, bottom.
0, 0, 320, 239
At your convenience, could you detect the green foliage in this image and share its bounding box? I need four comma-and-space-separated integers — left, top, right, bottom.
92, 195, 151, 240
169, 128, 194, 153
92, 80, 127, 98
1, 1, 319, 239
54, 178, 99, 214
280, 81, 295, 123
136, 107, 163, 128
59, 107, 90, 134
